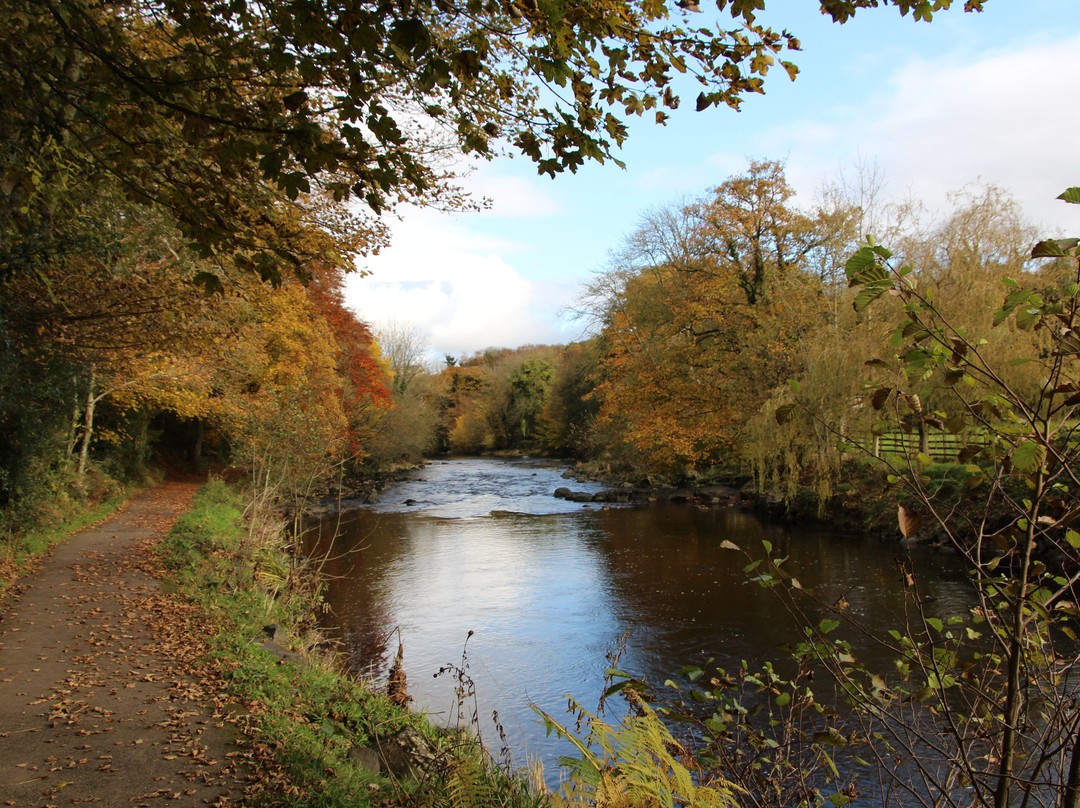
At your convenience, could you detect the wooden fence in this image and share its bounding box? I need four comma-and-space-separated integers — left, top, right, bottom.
873, 431, 989, 462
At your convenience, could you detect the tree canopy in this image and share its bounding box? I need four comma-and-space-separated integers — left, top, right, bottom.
1, 0, 983, 285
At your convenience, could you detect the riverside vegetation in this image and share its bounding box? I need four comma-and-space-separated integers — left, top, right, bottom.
4, 141, 1080, 808
4, 173, 1080, 805
4, 0, 1079, 805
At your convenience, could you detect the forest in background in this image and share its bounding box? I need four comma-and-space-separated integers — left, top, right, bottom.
1, 140, 1066, 536
388, 160, 1058, 506
0, 0, 1002, 537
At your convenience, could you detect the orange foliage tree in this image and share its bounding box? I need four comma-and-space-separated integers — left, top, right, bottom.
306, 266, 392, 468
586, 161, 851, 478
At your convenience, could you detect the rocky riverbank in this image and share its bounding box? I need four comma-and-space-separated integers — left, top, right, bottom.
552, 483, 743, 506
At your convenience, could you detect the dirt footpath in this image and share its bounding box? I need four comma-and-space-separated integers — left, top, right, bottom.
0, 483, 254, 807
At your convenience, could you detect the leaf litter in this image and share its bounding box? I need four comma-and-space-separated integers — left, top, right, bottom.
0, 482, 296, 806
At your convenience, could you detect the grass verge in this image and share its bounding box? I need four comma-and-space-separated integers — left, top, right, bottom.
160, 478, 548, 808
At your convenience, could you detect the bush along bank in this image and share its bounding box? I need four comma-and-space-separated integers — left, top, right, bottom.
160, 479, 546, 808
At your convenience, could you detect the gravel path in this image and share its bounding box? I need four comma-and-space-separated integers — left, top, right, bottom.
0, 483, 253, 807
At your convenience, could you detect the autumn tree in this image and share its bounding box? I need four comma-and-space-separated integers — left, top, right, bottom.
364, 322, 441, 469
753, 184, 1042, 508
306, 267, 393, 468
421, 344, 587, 455
586, 161, 851, 477
536, 340, 603, 457
378, 321, 432, 397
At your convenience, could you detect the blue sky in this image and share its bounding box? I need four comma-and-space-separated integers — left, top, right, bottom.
344, 1, 1080, 361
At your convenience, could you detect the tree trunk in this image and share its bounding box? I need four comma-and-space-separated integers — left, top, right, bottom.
1063, 727, 1080, 808
190, 418, 204, 465
994, 473, 1043, 808
133, 411, 150, 466
65, 374, 82, 459
76, 364, 97, 476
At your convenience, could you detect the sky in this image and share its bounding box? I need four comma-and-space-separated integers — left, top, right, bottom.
343, 0, 1080, 363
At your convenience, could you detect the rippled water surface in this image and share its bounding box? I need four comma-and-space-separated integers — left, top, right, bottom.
306, 457, 972, 778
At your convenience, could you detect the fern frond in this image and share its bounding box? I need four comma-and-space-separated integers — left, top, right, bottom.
535, 699, 744, 808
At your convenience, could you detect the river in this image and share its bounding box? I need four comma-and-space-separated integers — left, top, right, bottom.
305, 457, 973, 783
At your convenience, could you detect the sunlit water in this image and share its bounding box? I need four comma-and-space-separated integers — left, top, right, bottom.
306, 457, 973, 783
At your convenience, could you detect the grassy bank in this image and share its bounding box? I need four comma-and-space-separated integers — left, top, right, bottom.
160, 479, 547, 808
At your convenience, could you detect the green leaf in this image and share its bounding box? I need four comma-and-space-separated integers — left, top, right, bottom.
813, 727, 848, 747
788, 378, 800, 394
819, 618, 840, 634
945, 416, 966, 434
1032, 238, 1079, 257
957, 445, 984, 463
679, 665, 705, 682
192, 271, 225, 296
774, 403, 798, 425
942, 367, 965, 386
1066, 530, 1080, 550
1015, 307, 1041, 331
1053, 330, 1080, 356
844, 246, 877, 280
774, 691, 791, 707
1012, 440, 1045, 473
1057, 187, 1080, 204
853, 284, 889, 312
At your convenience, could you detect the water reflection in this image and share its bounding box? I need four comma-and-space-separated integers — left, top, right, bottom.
306, 458, 974, 776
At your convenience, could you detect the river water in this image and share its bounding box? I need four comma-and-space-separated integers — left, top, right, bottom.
306, 457, 973, 780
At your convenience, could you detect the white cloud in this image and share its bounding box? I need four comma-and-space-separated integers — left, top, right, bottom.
348, 26, 1080, 359
765, 35, 1080, 232
469, 171, 563, 219
346, 210, 569, 359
